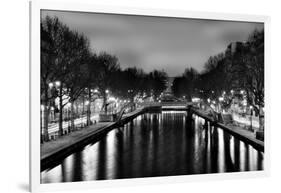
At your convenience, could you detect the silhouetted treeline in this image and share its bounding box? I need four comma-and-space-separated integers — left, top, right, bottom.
40, 16, 167, 141
172, 29, 264, 114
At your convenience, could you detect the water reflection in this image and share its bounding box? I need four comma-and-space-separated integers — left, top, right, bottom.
41, 111, 264, 183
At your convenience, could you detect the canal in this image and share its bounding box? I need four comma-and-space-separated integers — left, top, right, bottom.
41, 111, 264, 183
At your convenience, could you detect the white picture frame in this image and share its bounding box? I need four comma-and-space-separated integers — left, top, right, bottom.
30, 0, 271, 192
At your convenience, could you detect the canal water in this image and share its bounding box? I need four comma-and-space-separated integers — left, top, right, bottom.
41, 111, 264, 183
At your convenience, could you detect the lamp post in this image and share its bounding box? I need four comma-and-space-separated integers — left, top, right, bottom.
85, 100, 90, 126
104, 89, 109, 114
67, 102, 71, 132
53, 80, 63, 136
219, 97, 224, 112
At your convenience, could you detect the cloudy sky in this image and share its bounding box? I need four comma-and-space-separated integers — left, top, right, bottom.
41, 10, 263, 77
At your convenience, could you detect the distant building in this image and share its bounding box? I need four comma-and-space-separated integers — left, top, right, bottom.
226, 41, 247, 55
164, 77, 175, 95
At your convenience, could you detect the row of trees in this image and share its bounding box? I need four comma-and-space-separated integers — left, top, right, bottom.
172, 29, 264, 116
41, 16, 167, 142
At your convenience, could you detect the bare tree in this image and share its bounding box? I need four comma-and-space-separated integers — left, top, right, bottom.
41, 16, 68, 141
84, 54, 101, 125
41, 16, 92, 137
96, 52, 121, 114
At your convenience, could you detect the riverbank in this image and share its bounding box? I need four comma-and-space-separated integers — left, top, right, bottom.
41, 107, 147, 171
41, 105, 264, 171
191, 108, 264, 152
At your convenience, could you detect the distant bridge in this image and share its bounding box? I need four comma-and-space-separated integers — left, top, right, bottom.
138, 101, 192, 110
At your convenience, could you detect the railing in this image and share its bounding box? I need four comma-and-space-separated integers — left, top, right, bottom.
115, 102, 136, 123
139, 101, 191, 107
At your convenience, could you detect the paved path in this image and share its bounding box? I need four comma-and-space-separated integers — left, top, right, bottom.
41, 122, 114, 160
41, 107, 146, 163
192, 108, 264, 152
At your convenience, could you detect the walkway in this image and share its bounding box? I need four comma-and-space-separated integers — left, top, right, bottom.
41, 107, 147, 171
41, 122, 113, 160
192, 108, 264, 152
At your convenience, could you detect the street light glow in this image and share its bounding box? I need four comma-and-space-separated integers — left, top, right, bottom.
109, 97, 116, 102
105, 89, 109, 94
48, 82, 54, 88
55, 81, 61, 87
192, 97, 200, 102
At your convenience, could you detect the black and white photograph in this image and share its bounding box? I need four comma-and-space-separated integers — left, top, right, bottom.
39, 9, 265, 184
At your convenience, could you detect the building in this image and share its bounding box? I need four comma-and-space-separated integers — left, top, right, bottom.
164, 77, 175, 95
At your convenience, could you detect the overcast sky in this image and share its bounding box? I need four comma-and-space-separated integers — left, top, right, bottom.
41, 10, 263, 77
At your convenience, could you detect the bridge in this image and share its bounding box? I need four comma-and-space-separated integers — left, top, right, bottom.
139, 101, 191, 110
113, 101, 264, 152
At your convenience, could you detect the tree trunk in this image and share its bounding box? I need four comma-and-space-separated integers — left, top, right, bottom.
58, 86, 63, 136
103, 93, 107, 114
40, 108, 43, 144
258, 105, 264, 131
75, 101, 79, 115
82, 95, 85, 115
87, 87, 91, 126
43, 102, 50, 142
71, 101, 75, 131
42, 87, 49, 142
